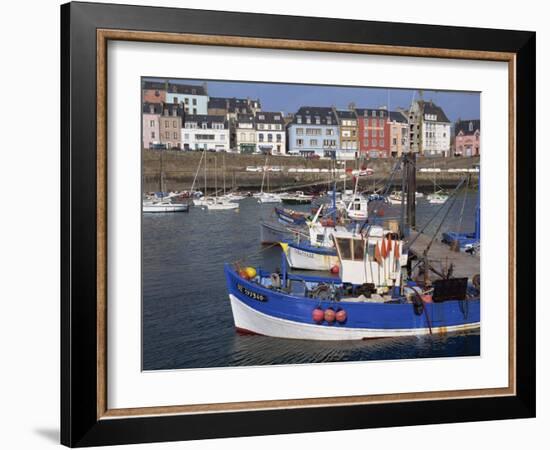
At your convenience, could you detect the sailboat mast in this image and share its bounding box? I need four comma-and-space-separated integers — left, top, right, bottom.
214, 155, 218, 198
223, 153, 226, 195
204, 151, 207, 196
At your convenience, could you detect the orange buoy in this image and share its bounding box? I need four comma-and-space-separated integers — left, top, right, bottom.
324, 308, 336, 323
312, 308, 324, 323
330, 265, 340, 274
421, 294, 433, 303
335, 309, 347, 323
239, 269, 249, 280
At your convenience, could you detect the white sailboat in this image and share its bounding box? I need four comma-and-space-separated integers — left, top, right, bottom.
426, 162, 449, 204
256, 155, 281, 203
143, 151, 189, 213
206, 155, 239, 211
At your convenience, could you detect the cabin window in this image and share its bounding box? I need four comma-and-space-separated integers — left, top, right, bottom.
336, 238, 352, 260
353, 239, 365, 261
316, 234, 324, 244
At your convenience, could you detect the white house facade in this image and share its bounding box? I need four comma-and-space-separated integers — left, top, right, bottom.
166, 83, 209, 115
181, 115, 229, 152
255, 112, 286, 155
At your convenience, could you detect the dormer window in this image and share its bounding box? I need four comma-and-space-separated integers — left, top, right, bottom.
306, 116, 311, 124
469, 121, 474, 132
274, 115, 281, 121
315, 116, 320, 124
327, 117, 332, 125
258, 114, 265, 120
372, 110, 376, 117
296, 115, 302, 124
202, 122, 207, 129
191, 89, 196, 95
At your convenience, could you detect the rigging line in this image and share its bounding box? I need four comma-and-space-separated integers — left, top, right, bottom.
406, 176, 467, 250
424, 178, 467, 255
456, 174, 471, 235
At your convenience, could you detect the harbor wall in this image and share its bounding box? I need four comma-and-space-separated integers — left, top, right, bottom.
143, 149, 479, 193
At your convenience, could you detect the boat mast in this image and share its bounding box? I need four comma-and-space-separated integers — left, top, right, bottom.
204, 151, 207, 197
223, 153, 226, 195
259, 155, 267, 194
214, 155, 218, 199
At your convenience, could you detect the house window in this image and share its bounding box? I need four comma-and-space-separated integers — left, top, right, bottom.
276, 134, 282, 142
296, 116, 302, 124
173, 97, 178, 103
372, 110, 376, 117
184, 133, 189, 139
151, 131, 155, 139
193, 108, 197, 115
258, 124, 264, 130
380, 129, 384, 137
202, 122, 207, 129
296, 139, 303, 146
364, 129, 368, 137
149, 120, 155, 127
173, 132, 177, 139
296, 128, 304, 135
372, 130, 377, 138
173, 120, 177, 127
371, 139, 376, 147
192, 98, 197, 105
306, 116, 311, 124
259, 134, 264, 142
326, 129, 334, 135
165, 131, 170, 139
310, 139, 318, 146
185, 98, 189, 104
315, 116, 321, 124
268, 134, 273, 142
164, 120, 169, 128
327, 118, 332, 125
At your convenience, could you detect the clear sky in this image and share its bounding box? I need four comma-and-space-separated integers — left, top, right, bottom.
146, 77, 480, 123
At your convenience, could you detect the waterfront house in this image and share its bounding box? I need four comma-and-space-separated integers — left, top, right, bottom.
454, 119, 480, 156
181, 115, 229, 152
356, 108, 390, 158
160, 103, 185, 150
287, 107, 339, 158
335, 109, 359, 160
388, 111, 409, 157
408, 100, 451, 157
166, 83, 208, 115
255, 112, 286, 155
142, 80, 166, 103
235, 114, 256, 154
142, 102, 162, 149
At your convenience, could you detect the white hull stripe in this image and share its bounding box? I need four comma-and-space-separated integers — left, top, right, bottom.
229, 294, 479, 341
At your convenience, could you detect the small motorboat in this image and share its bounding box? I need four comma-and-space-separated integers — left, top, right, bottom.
143, 199, 189, 213
280, 191, 314, 205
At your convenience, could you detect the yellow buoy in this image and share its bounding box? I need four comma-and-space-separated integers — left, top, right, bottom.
244, 267, 257, 279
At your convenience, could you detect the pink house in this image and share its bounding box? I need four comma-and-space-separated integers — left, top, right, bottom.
455, 119, 480, 157
142, 102, 162, 149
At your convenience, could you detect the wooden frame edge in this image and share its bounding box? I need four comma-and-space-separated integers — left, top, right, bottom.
95, 28, 517, 421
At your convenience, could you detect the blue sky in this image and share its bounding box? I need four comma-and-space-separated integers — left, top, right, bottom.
145, 77, 480, 123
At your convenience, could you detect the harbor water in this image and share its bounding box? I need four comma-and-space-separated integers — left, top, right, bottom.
142, 192, 480, 370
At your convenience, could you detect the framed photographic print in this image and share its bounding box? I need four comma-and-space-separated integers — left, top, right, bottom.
61, 1, 536, 447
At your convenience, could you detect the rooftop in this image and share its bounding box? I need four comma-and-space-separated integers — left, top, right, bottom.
455, 119, 481, 135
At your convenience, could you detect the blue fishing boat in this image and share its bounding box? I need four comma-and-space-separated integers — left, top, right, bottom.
225, 225, 480, 340
274, 206, 309, 226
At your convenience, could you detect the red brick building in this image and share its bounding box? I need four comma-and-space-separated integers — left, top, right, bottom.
355, 108, 391, 158
142, 80, 166, 103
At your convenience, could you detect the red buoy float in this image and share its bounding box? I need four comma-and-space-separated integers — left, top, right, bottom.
238, 269, 249, 280
312, 308, 324, 323
324, 308, 336, 323
330, 265, 340, 274
335, 309, 347, 323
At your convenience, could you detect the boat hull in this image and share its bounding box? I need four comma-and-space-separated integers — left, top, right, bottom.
143, 203, 189, 213
281, 242, 338, 271
225, 266, 480, 341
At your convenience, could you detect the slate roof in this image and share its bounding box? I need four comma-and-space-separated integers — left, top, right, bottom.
389, 111, 408, 123
183, 114, 228, 128
236, 113, 255, 125
208, 97, 228, 110
354, 108, 389, 119
168, 83, 207, 96
142, 102, 163, 114
255, 111, 284, 124
161, 103, 185, 117
291, 107, 337, 125
336, 110, 358, 120
455, 119, 480, 136
418, 101, 450, 123
142, 81, 166, 91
